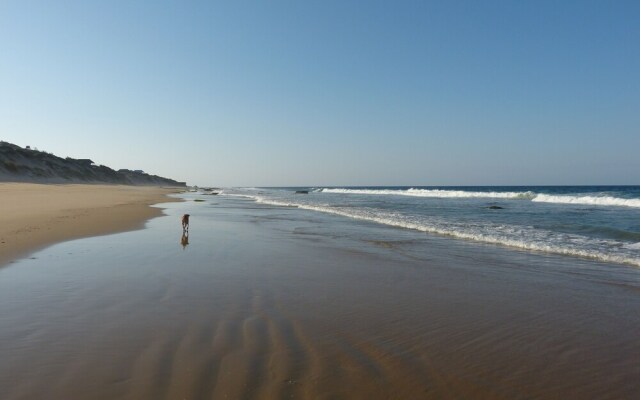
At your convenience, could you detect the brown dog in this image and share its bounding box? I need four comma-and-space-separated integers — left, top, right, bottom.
182, 214, 190, 231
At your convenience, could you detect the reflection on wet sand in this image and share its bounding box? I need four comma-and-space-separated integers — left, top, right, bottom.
180, 231, 189, 249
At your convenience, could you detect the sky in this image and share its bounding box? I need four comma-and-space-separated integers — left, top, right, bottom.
1, 0, 639, 187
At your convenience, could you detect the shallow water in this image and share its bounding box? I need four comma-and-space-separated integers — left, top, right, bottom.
1, 194, 639, 399
227, 186, 640, 267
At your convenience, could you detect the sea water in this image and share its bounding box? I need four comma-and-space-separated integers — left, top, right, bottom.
222, 186, 640, 267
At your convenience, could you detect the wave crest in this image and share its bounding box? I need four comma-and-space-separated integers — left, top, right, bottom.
319, 188, 640, 208
321, 188, 536, 199
532, 194, 640, 208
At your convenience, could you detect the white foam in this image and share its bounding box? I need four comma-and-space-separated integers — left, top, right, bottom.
219, 192, 253, 198
532, 194, 640, 208
321, 188, 536, 199
320, 188, 640, 209
247, 195, 640, 267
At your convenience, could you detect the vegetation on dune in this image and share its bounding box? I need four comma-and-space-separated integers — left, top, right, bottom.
0, 141, 186, 186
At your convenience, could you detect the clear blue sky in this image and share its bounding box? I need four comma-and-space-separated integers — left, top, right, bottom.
1, 1, 638, 187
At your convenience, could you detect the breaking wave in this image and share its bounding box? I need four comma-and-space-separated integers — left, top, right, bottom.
320, 188, 640, 208
532, 194, 640, 208
320, 188, 535, 199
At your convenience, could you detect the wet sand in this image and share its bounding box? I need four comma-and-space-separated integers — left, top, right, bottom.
0, 183, 183, 266
0, 195, 639, 399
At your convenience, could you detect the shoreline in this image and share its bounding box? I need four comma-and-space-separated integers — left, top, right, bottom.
0, 183, 184, 266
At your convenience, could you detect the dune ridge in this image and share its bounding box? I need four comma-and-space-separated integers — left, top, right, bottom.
0, 141, 186, 186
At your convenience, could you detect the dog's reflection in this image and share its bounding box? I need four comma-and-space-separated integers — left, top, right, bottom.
180, 231, 189, 249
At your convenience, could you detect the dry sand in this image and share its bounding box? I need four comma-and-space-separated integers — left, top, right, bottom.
0, 183, 183, 266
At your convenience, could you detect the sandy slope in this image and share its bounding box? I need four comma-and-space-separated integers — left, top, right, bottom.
0, 183, 183, 266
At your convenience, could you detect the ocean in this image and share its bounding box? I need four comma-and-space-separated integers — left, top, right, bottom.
223, 186, 640, 268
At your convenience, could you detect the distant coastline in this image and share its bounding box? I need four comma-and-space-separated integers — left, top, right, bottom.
0, 141, 186, 186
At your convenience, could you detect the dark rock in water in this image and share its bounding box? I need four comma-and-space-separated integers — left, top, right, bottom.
487, 205, 504, 209
295, 190, 309, 194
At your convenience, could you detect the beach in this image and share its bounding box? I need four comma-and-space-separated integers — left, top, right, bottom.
0, 192, 638, 399
3, 1, 637, 397
0, 183, 182, 266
